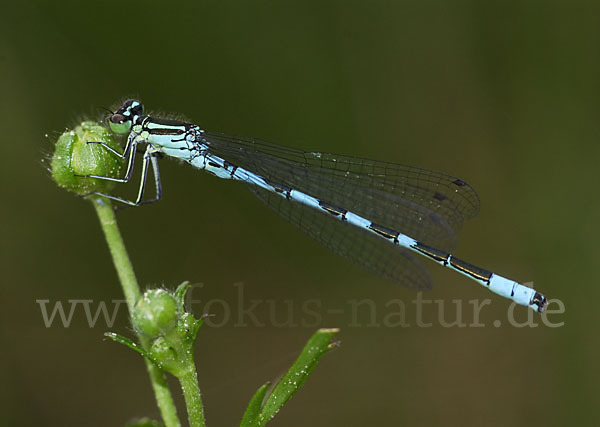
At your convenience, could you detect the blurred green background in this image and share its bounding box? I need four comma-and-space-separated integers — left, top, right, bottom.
1, 1, 598, 426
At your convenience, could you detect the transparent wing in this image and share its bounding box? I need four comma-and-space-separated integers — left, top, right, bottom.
249, 185, 433, 289
202, 132, 480, 289
204, 132, 480, 250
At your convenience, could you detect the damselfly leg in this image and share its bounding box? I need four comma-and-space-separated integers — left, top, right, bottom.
75, 134, 162, 206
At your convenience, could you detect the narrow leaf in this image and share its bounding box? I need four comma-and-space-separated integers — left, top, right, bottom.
240, 383, 270, 427
174, 281, 191, 315
124, 417, 163, 427
259, 328, 340, 424
104, 332, 159, 365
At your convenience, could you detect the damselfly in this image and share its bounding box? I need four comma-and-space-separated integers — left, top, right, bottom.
78, 100, 548, 312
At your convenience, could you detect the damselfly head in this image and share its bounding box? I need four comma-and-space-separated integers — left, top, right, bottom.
108, 112, 132, 134
108, 99, 144, 134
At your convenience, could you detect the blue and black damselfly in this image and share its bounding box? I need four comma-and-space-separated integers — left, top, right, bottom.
77, 100, 548, 312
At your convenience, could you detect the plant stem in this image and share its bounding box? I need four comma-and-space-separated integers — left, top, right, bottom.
91, 197, 140, 309
91, 196, 181, 427
179, 362, 206, 427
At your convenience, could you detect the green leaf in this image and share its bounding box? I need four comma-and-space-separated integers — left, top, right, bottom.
104, 332, 159, 366
174, 281, 191, 315
239, 383, 270, 427
258, 328, 340, 424
124, 417, 164, 427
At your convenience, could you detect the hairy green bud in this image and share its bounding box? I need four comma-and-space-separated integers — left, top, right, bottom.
51, 121, 123, 194
133, 289, 178, 338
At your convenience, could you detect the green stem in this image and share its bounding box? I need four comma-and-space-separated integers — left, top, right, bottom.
91, 196, 181, 427
179, 362, 206, 427
92, 197, 140, 309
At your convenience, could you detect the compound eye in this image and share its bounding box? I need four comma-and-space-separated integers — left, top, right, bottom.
109, 113, 132, 134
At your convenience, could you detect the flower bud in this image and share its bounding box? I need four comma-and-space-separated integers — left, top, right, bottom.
132, 289, 178, 338
51, 121, 123, 194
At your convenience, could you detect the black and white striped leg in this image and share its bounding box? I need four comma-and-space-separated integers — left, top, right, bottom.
84, 145, 163, 207
83, 141, 125, 158
136, 150, 163, 206
74, 133, 138, 183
